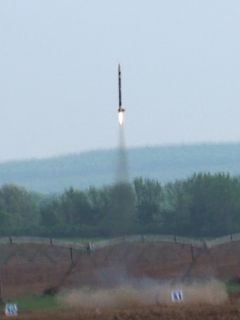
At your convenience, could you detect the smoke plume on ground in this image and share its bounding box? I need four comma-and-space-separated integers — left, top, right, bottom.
58, 279, 227, 309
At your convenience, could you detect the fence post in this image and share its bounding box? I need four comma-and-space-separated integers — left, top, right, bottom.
190, 244, 195, 262
69, 247, 73, 264
86, 242, 92, 255
0, 264, 3, 303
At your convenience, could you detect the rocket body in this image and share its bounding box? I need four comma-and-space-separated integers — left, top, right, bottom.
118, 64, 125, 112
117, 64, 125, 126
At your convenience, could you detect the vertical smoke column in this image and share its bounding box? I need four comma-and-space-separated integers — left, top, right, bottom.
105, 65, 135, 236
116, 127, 129, 183
116, 64, 128, 183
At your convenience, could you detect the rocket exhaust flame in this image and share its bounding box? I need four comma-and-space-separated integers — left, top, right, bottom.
118, 111, 124, 126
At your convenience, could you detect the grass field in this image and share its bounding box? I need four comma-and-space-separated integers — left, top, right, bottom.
0, 281, 238, 320
226, 280, 240, 294
1, 280, 239, 313
1, 239, 240, 319
2, 295, 59, 312
3, 302, 240, 320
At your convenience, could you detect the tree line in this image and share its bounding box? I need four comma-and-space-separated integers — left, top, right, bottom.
0, 173, 240, 238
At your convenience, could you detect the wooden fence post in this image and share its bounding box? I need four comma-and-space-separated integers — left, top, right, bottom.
69, 247, 73, 264
190, 244, 195, 262
0, 265, 3, 303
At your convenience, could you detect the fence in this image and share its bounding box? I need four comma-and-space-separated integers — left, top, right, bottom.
0, 233, 239, 251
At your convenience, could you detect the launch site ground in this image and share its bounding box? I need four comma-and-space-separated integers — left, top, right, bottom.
1, 238, 240, 319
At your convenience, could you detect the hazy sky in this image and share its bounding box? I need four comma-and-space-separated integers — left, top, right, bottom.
1, 0, 240, 161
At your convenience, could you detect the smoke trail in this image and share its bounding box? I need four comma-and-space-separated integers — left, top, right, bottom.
102, 118, 136, 236
116, 126, 129, 184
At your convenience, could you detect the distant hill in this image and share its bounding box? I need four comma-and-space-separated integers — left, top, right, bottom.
0, 143, 239, 193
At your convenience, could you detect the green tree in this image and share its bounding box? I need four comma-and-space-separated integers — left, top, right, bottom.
103, 183, 136, 236
0, 184, 39, 232
134, 178, 163, 226
58, 187, 93, 225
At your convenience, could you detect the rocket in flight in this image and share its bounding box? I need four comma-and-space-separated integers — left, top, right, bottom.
117, 64, 125, 126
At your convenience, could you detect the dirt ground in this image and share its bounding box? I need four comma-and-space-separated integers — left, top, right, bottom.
1, 240, 240, 319
5, 303, 240, 320
1, 240, 240, 297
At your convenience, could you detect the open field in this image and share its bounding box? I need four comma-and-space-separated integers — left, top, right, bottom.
1, 238, 240, 318
2, 239, 240, 297
1, 303, 240, 320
